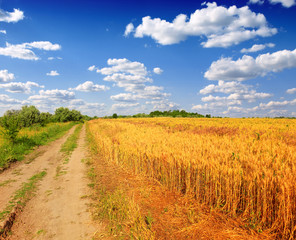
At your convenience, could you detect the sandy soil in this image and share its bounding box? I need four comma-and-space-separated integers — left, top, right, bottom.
1, 125, 100, 240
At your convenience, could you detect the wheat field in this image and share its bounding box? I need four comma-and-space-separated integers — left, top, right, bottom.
88, 118, 296, 239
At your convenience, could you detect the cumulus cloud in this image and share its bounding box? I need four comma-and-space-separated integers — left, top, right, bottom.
110, 86, 170, 102
127, 2, 277, 48
0, 41, 61, 60
111, 103, 139, 111
146, 100, 179, 110
0, 94, 22, 105
241, 43, 275, 53
205, 49, 296, 81
0, 30, 6, 34
250, 0, 296, 7
0, 69, 15, 83
124, 23, 134, 37
29, 89, 75, 102
95, 58, 170, 97
287, 88, 296, 94
70, 81, 109, 92
0, 81, 44, 94
110, 93, 140, 102
0, 8, 24, 23
269, 0, 296, 7
201, 91, 272, 103
97, 58, 148, 76
46, 70, 59, 76
153, 67, 163, 74
199, 81, 251, 95
68, 99, 105, 116
259, 99, 296, 109
88, 65, 96, 71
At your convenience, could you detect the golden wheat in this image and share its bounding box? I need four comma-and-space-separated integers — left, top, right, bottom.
88, 118, 296, 239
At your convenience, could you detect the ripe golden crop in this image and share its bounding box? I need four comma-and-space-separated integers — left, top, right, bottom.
88, 118, 296, 239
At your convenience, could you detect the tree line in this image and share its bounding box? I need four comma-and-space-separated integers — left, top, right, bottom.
108, 110, 213, 119
0, 106, 91, 143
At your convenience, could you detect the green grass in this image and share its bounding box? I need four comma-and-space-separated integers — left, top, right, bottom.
60, 124, 83, 159
0, 122, 77, 170
0, 179, 16, 187
0, 171, 47, 222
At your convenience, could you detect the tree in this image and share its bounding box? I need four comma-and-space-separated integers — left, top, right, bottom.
54, 107, 83, 122
0, 110, 20, 144
19, 105, 40, 127
112, 113, 118, 119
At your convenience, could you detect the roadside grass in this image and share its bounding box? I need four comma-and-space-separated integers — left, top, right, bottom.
54, 124, 83, 179
60, 124, 83, 160
0, 179, 17, 187
0, 171, 47, 222
0, 122, 77, 170
85, 123, 155, 240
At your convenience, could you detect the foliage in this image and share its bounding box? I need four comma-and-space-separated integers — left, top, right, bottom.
54, 107, 83, 122
18, 105, 41, 128
0, 111, 20, 144
0, 122, 76, 169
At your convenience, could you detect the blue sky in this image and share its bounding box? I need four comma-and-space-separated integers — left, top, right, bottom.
0, 0, 295, 117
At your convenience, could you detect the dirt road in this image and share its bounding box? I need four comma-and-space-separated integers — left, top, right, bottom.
0, 125, 100, 240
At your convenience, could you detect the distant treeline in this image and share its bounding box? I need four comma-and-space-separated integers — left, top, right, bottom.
105, 110, 216, 119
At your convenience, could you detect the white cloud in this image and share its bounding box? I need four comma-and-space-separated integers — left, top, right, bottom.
29, 89, 75, 102
0, 8, 24, 23
0, 81, 44, 94
287, 88, 296, 94
201, 91, 272, 103
95, 58, 173, 111
146, 100, 179, 110
248, 0, 296, 7
110, 93, 140, 102
48, 56, 62, 60
153, 67, 163, 74
259, 99, 296, 109
0, 41, 61, 60
269, 0, 296, 7
248, 0, 264, 4
88, 65, 96, 71
0, 69, 15, 83
96, 58, 167, 95
241, 43, 275, 53
128, 2, 277, 48
0, 30, 6, 34
70, 81, 109, 92
200, 81, 251, 95
205, 49, 296, 81
46, 70, 59, 76
0, 94, 22, 104
68, 99, 105, 116
124, 23, 134, 37
26, 89, 105, 116
26, 41, 61, 51
98, 58, 148, 76
111, 103, 139, 111
110, 86, 170, 102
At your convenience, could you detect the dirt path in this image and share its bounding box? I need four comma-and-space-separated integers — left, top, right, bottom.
1, 125, 100, 240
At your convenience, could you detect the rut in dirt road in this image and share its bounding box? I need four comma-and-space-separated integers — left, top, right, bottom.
1, 125, 101, 240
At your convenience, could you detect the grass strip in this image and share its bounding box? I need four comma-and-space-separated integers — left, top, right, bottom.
0, 122, 77, 170
60, 124, 83, 159
0, 171, 47, 222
